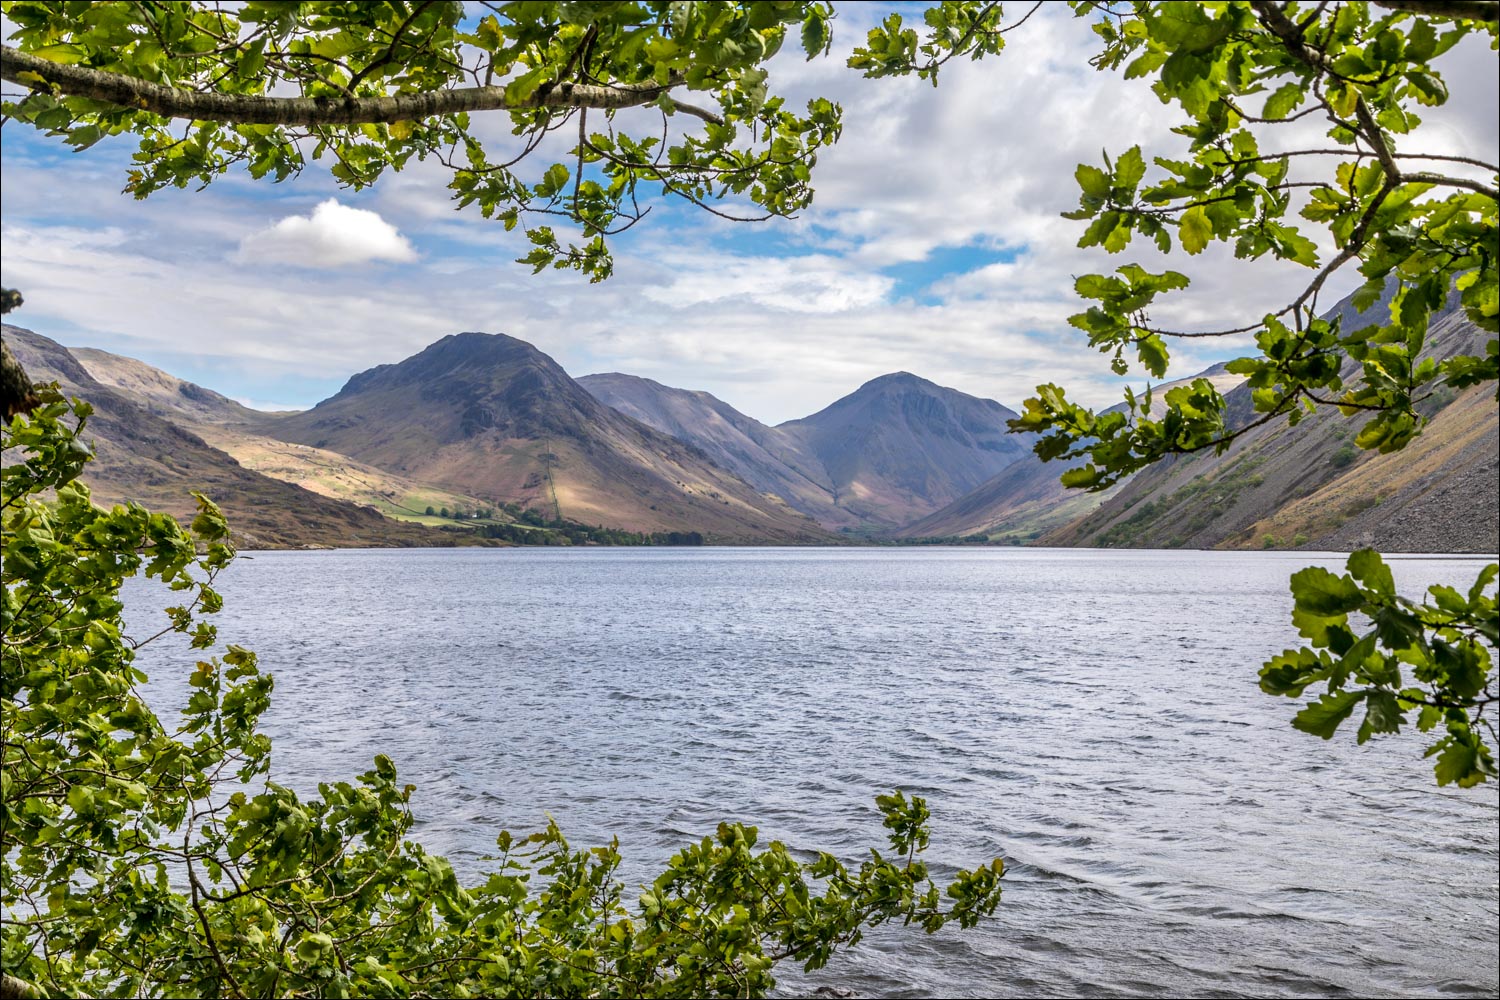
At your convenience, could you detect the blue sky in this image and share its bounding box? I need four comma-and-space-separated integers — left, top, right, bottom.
2, 5, 1496, 424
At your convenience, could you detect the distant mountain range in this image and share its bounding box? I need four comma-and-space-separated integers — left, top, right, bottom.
256, 333, 830, 543
3, 281, 1494, 552
579, 370, 1030, 530
3, 325, 439, 549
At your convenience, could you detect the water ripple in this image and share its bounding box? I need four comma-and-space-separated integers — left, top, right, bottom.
124, 547, 1499, 999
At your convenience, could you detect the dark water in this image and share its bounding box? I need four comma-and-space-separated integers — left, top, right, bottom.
123, 547, 1499, 999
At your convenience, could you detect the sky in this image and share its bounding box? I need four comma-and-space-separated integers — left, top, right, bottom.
1, 4, 1496, 424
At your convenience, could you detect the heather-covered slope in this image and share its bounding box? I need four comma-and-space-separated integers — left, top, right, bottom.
3, 325, 444, 549
263, 333, 831, 543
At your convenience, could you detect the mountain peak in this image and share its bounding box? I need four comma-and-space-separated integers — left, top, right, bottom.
423, 330, 541, 362
338, 331, 554, 398
261, 331, 832, 542
859, 371, 933, 392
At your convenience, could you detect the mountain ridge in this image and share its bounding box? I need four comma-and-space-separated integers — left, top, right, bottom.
260, 332, 833, 543
3, 324, 445, 549
16, 296, 1493, 552
1041, 297, 1497, 553
583, 369, 1032, 530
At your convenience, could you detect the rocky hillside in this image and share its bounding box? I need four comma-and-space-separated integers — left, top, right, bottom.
70, 346, 266, 425
1042, 302, 1498, 553
776, 373, 1031, 529
3, 325, 445, 549
578, 373, 858, 528
1236, 380, 1497, 552
583, 370, 1032, 531
901, 364, 1244, 542
262, 333, 832, 543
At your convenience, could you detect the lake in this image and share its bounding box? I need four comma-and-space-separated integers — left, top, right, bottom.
123, 547, 1500, 998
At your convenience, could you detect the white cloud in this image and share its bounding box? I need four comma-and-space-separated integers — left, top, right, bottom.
236, 199, 417, 268
641, 253, 892, 313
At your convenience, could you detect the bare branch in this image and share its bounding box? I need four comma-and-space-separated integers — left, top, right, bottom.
1, 45, 697, 126
1402, 171, 1500, 199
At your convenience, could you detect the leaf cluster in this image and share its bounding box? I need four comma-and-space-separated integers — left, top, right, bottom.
2, 397, 1005, 998
2, 1, 844, 280
1260, 550, 1497, 787
1004, 1, 1498, 474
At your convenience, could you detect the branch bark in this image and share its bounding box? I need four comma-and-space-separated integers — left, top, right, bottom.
0, 45, 723, 126
0, 972, 43, 1000
1, 290, 41, 419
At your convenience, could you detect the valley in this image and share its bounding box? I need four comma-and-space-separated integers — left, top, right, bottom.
4, 284, 1495, 553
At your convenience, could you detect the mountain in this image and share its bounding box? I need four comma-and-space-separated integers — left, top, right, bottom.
581, 370, 1033, 531
776, 372, 1032, 529
1042, 297, 1498, 553
577, 372, 858, 528
70, 346, 266, 425
775, 372, 1032, 529
900, 364, 1245, 541
260, 333, 833, 543
71, 347, 502, 525
2, 325, 444, 549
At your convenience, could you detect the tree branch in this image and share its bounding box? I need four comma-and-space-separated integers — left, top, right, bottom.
1402, 171, 1500, 199
1, 45, 715, 125
1373, 0, 1500, 21
0, 972, 44, 1000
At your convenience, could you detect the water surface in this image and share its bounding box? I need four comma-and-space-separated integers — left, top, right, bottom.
125, 547, 1500, 998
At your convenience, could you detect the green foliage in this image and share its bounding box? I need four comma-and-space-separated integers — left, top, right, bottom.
999, 1, 1498, 480
2, 0, 843, 281
1260, 551, 1497, 787
5, 2, 1490, 445
2, 395, 1005, 997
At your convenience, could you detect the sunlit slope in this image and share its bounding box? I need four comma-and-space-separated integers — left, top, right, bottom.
1233, 381, 1498, 553
1043, 304, 1497, 553
4, 325, 443, 549
72, 344, 500, 525
261, 333, 832, 543
70, 345, 266, 425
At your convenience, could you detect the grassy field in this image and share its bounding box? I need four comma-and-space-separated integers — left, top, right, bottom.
197, 429, 510, 526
